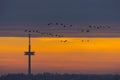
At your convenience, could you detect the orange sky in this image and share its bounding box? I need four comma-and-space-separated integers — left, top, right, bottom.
0, 37, 120, 74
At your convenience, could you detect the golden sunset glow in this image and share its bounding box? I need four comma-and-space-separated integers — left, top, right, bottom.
0, 37, 120, 74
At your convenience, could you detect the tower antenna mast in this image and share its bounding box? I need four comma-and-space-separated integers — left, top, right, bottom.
25, 30, 35, 76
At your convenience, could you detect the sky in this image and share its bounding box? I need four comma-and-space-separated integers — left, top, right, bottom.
0, 0, 120, 23
0, 37, 120, 74
0, 0, 120, 75
0, 0, 120, 37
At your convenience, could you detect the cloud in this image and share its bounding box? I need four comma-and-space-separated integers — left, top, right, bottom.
0, 23, 120, 37
0, 0, 120, 37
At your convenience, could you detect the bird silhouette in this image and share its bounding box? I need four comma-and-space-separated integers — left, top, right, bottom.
70, 25, 72, 27
36, 30, 39, 33
89, 25, 92, 28
81, 40, 84, 42
56, 23, 58, 25
64, 40, 67, 42
63, 25, 66, 28
32, 30, 35, 32
29, 30, 31, 32
87, 40, 89, 42
60, 24, 63, 25
48, 23, 52, 25
86, 30, 90, 32
97, 27, 100, 29
107, 26, 111, 28
61, 40, 68, 43
25, 29, 27, 32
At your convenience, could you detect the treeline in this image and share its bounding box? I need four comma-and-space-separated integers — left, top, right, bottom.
0, 73, 120, 80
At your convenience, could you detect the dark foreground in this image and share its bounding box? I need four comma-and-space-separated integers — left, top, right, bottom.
0, 73, 120, 80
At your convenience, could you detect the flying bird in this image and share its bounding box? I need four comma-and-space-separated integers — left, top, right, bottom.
87, 40, 89, 42
64, 40, 67, 42
36, 30, 39, 33
61, 24, 63, 25
81, 40, 84, 42
29, 30, 31, 32
25, 29, 27, 32
32, 30, 35, 32
97, 27, 100, 29
107, 26, 111, 28
63, 25, 66, 28
56, 23, 58, 25
89, 25, 92, 28
86, 30, 90, 32
61, 40, 68, 43
70, 25, 72, 27
48, 23, 52, 25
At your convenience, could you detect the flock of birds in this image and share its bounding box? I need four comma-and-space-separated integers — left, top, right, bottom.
88, 25, 111, 29
24, 29, 68, 43
47, 22, 91, 33
24, 23, 112, 43
48, 22, 73, 28
47, 23, 111, 32
25, 29, 63, 37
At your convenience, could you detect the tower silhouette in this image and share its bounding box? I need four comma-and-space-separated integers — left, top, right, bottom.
25, 33, 35, 76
